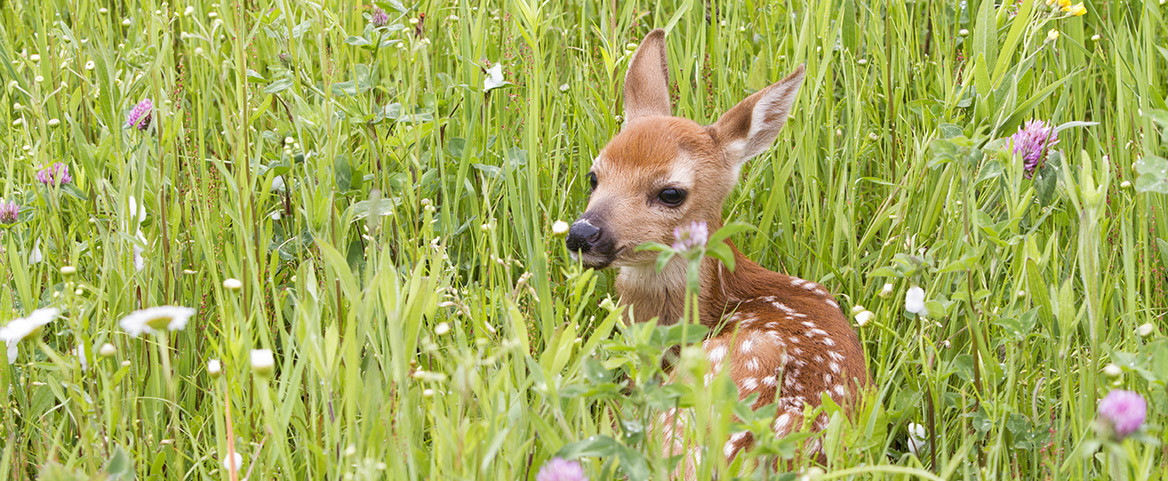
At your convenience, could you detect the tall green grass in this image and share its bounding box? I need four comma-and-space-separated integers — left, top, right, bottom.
1, 0, 1166, 479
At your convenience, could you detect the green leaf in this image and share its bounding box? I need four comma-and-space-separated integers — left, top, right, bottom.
344, 35, 371, 47
1034, 150, 1061, 207
973, 0, 997, 72
335, 154, 352, 192
291, 19, 314, 38
264, 77, 294, 93
555, 435, 620, 459
106, 445, 134, 480
1135, 155, 1168, 193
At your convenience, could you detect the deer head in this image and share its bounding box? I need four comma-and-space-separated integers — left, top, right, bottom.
566, 29, 805, 270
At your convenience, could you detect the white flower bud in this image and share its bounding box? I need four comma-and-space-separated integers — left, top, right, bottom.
99, 343, 117, 358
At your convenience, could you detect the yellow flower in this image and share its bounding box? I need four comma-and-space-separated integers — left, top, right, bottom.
1058, 0, 1072, 7
1070, 3, 1087, 16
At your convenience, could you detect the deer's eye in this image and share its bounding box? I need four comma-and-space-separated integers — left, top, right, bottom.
657, 187, 687, 207
587, 172, 598, 191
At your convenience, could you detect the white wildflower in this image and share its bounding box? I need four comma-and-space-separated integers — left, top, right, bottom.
854, 310, 873, 327
223, 278, 243, 291
118, 306, 195, 336
222, 451, 242, 471
906, 422, 927, 456
1137, 323, 1155, 337
99, 343, 117, 358
29, 237, 43, 264
1, 308, 60, 364
483, 63, 508, 92
1102, 363, 1122, 379
905, 285, 928, 315
250, 349, 275, 375
551, 220, 569, 236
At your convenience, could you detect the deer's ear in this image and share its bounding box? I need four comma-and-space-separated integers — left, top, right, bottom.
623, 29, 671, 128
712, 65, 805, 164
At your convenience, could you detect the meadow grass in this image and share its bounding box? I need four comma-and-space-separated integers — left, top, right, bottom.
2, 0, 1168, 479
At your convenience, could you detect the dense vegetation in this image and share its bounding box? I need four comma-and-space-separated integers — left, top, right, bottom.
2, 0, 1167, 479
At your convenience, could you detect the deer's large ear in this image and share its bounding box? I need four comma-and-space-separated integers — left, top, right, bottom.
623, 29, 671, 128
712, 65, 805, 163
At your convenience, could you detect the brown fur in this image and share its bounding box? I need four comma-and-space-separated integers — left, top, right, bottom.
573, 29, 871, 476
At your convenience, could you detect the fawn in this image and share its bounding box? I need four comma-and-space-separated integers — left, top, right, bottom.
565, 29, 869, 474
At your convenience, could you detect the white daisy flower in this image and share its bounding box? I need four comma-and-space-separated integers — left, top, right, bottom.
1137, 323, 1155, 337
854, 310, 873, 327
1102, 363, 1122, 379
250, 349, 275, 375
128, 196, 147, 225
222, 451, 243, 471
99, 343, 117, 357
1, 307, 60, 364
29, 237, 43, 264
118, 306, 195, 336
904, 285, 928, 315
551, 220, 569, 236
906, 422, 927, 456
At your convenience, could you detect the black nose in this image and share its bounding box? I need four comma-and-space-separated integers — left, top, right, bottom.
565, 220, 602, 253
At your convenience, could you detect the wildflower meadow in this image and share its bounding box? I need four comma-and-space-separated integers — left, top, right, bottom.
2, 0, 1168, 480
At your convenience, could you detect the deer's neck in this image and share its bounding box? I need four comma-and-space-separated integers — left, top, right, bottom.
615, 243, 771, 328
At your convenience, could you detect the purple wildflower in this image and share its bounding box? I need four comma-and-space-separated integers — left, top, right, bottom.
672, 221, 710, 253
1098, 389, 1146, 440
370, 7, 390, 27
36, 163, 73, 186
1011, 119, 1058, 178
0, 201, 18, 223
126, 98, 153, 131
536, 458, 587, 481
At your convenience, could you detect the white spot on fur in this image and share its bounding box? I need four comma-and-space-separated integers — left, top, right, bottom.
830, 362, 841, 373
790, 278, 806, 287
801, 321, 816, 328
810, 328, 829, 337
825, 298, 839, 308
741, 377, 759, 391
824, 337, 836, 347
774, 413, 792, 432
741, 338, 755, 353
827, 351, 844, 361
746, 357, 761, 371
834, 385, 847, 397
763, 375, 777, 386
707, 344, 727, 363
